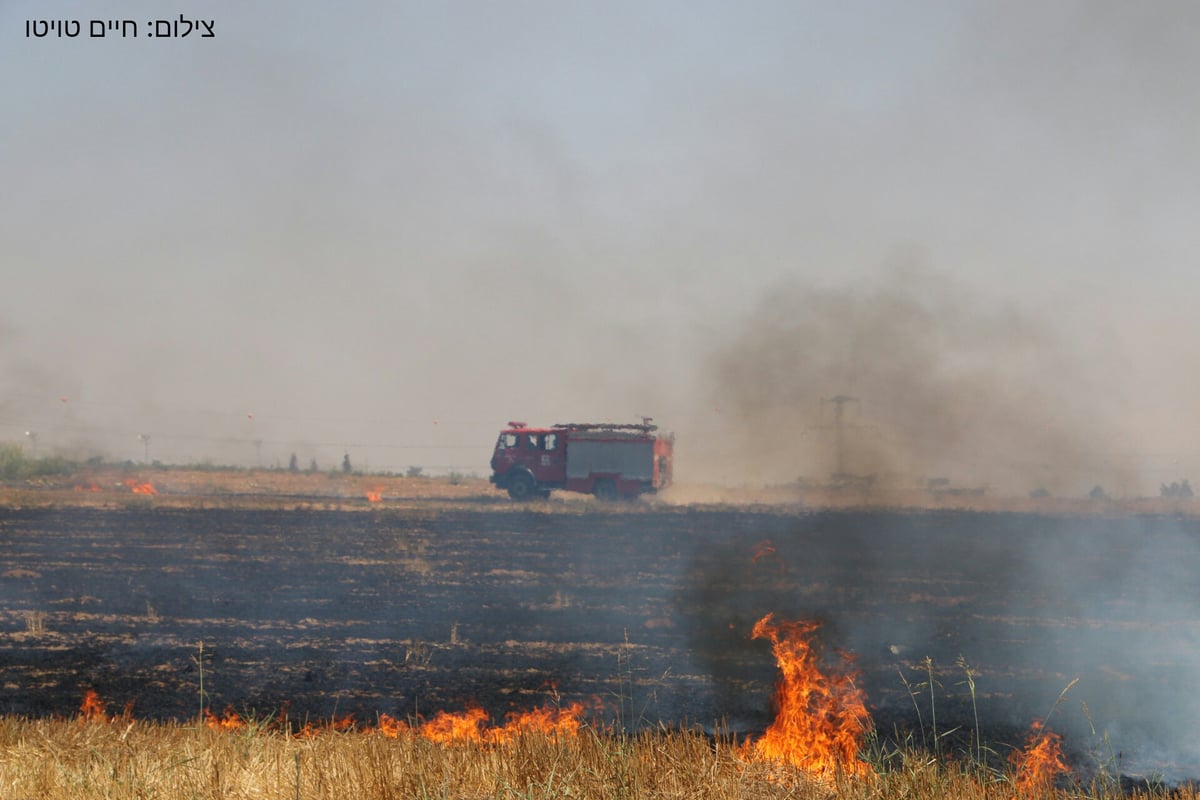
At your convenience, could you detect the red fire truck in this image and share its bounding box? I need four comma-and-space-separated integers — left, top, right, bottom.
489, 419, 674, 500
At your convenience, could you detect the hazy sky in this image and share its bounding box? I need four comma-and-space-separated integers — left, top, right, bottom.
3, 1, 1199, 489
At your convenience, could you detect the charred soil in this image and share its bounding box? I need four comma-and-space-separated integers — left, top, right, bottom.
0, 499, 1196, 779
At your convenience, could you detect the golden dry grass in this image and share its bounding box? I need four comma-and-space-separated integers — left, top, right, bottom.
0, 715, 1178, 800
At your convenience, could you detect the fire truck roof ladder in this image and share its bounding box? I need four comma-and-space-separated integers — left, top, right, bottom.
552, 420, 658, 433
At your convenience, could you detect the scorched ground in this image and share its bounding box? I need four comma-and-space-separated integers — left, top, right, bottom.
0, 506, 1196, 779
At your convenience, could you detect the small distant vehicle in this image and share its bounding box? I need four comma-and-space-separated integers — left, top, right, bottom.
489, 419, 673, 500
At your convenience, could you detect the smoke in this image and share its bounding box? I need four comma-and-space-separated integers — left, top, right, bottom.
701, 264, 1132, 495
3, 1, 1200, 484
676, 509, 1200, 779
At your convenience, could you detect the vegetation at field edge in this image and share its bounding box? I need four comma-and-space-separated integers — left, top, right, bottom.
0, 713, 1177, 800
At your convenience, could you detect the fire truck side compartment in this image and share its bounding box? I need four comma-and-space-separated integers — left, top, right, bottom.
566, 439, 654, 481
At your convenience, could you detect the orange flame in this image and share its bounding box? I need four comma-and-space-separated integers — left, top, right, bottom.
365, 488, 383, 503
490, 702, 586, 743
78, 690, 134, 722
751, 539, 787, 575
79, 689, 107, 721
362, 702, 587, 743
327, 714, 355, 732
204, 707, 247, 731
751, 540, 778, 563
123, 478, 158, 495
417, 707, 489, 743
296, 713, 357, 738
373, 713, 410, 738
79, 691, 587, 743
743, 614, 872, 781
1010, 719, 1070, 794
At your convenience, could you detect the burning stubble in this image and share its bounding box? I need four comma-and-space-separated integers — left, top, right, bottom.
677, 509, 1200, 780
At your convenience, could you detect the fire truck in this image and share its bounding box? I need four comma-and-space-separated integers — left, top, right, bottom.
489, 419, 673, 500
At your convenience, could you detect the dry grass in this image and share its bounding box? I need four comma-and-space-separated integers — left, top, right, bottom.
0, 467, 502, 511
5, 467, 1198, 515
0, 715, 1180, 800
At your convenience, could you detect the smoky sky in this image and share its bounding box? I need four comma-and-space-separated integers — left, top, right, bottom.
3, 1, 1200, 483
705, 266, 1129, 495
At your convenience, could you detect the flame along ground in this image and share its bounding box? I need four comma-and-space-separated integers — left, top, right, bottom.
1010, 719, 1071, 793
81, 688, 587, 743
741, 613, 873, 780
76, 617, 1073, 789
123, 478, 158, 495
79, 689, 107, 721
73, 479, 158, 494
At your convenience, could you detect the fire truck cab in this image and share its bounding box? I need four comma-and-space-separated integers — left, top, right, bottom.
489, 420, 673, 501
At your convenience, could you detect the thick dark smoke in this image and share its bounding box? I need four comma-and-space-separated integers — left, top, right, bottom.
704, 266, 1130, 496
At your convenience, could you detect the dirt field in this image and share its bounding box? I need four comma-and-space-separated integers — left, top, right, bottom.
1, 473, 1198, 779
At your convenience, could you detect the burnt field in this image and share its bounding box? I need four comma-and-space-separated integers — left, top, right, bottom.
1, 505, 1198, 777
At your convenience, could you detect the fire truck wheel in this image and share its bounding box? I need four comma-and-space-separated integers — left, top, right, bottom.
593, 479, 618, 502
506, 471, 537, 500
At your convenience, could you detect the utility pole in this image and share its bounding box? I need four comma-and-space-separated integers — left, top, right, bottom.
818, 394, 877, 490
24, 431, 38, 459
138, 434, 151, 464
823, 395, 859, 477
246, 412, 259, 467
